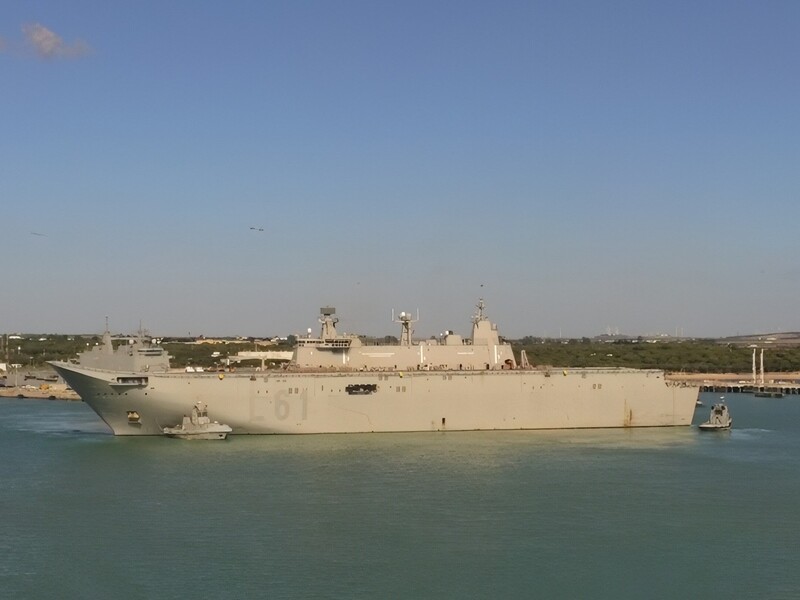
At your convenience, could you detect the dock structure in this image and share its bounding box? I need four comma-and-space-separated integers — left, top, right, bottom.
699, 382, 800, 396
0, 385, 80, 401
698, 347, 800, 396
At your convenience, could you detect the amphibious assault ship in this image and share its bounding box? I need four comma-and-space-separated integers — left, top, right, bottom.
49, 301, 698, 436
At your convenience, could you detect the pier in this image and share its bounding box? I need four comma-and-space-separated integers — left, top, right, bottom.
690, 347, 800, 396
0, 385, 80, 401
669, 373, 800, 397
698, 382, 799, 396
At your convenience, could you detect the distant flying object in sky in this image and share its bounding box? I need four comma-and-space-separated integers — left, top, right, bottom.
249, 227, 264, 232
30, 231, 46, 237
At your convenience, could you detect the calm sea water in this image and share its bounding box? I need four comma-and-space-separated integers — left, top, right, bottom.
1, 392, 799, 599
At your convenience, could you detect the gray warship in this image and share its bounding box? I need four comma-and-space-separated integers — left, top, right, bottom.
49, 300, 698, 436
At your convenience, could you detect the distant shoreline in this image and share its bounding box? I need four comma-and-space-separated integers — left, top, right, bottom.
0, 386, 81, 401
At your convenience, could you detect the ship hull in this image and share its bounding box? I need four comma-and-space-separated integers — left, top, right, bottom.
50, 362, 698, 436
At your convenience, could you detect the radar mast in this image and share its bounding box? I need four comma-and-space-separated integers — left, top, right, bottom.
392, 309, 418, 346
472, 298, 487, 324
318, 307, 338, 340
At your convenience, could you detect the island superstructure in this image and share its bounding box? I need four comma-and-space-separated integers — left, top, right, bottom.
49, 300, 698, 435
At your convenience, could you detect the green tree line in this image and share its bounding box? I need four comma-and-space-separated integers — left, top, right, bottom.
513, 339, 800, 373
4, 334, 800, 373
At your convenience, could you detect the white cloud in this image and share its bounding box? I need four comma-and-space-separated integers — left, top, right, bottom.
22, 23, 90, 59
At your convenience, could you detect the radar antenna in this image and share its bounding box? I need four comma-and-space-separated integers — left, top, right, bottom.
392, 309, 419, 346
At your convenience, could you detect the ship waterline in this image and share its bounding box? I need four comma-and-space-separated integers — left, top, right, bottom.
49, 301, 698, 435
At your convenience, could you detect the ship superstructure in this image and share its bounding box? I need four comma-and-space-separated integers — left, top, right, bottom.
293, 301, 515, 371
77, 323, 170, 373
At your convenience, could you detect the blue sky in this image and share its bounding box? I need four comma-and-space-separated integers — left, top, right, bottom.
2, 1, 799, 338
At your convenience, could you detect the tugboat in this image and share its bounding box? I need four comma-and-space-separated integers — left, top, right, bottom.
162, 402, 232, 440
698, 403, 732, 431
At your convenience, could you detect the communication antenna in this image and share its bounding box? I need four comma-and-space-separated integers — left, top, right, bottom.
472, 298, 489, 324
